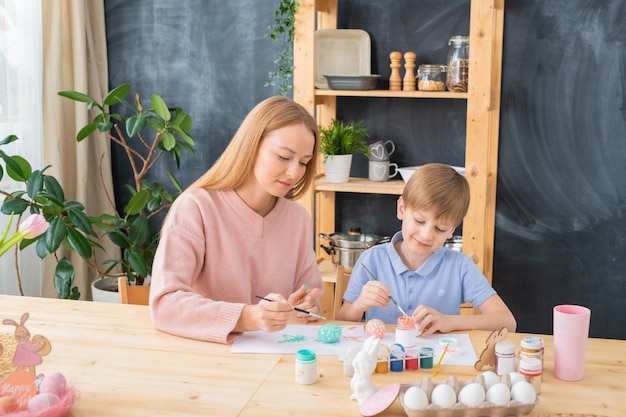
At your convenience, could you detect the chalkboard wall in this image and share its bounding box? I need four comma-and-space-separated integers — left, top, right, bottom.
104, 0, 626, 340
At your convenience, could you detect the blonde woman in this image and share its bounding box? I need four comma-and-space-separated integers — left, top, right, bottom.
150, 96, 323, 344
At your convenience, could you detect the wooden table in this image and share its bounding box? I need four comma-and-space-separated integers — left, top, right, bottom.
0, 295, 622, 416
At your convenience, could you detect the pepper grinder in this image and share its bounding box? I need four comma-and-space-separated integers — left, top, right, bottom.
402, 51, 416, 91
389, 51, 402, 91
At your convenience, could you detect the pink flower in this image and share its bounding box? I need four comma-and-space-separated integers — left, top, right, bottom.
18, 214, 50, 238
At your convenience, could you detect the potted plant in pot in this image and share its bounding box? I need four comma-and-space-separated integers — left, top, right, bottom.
319, 119, 370, 183
0, 83, 195, 300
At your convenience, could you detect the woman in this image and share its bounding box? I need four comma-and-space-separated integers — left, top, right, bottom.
150, 96, 323, 344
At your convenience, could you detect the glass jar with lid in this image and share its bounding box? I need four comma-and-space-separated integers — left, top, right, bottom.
417, 64, 446, 91
446, 35, 469, 92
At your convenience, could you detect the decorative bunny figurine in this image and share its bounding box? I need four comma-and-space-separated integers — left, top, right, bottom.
2, 313, 52, 375
349, 335, 381, 404
474, 327, 508, 371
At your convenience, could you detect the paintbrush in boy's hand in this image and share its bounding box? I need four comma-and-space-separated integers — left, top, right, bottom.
361, 264, 409, 317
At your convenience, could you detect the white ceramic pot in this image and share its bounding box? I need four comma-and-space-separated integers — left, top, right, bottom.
91, 277, 120, 303
324, 154, 353, 183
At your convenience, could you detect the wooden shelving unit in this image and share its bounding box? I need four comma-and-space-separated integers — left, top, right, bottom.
294, 0, 504, 315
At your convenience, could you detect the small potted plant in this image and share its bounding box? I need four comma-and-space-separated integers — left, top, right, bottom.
319, 119, 370, 183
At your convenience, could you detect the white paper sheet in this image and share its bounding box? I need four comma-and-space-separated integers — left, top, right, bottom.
229, 324, 478, 367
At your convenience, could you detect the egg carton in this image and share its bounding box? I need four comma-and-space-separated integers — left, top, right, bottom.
399, 374, 539, 417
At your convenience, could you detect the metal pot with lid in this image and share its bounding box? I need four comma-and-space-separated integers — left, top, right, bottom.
319, 227, 390, 268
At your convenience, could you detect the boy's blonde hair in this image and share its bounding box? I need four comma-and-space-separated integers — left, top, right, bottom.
188, 96, 319, 200
401, 163, 470, 226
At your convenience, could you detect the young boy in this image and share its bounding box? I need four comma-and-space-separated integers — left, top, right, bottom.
336, 163, 516, 336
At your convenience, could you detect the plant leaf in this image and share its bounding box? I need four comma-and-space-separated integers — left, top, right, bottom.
125, 189, 151, 215
102, 83, 131, 105
126, 115, 147, 138
4, 155, 31, 182
76, 122, 99, 142
45, 217, 67, 252
128, 215, 150, 246
66, 228, 93, 259
43, 175, 65, 201
151, 94, 170, 121
53, 257, 75, 299
1, 197, 28, 215
58, 90, 94, 103
160, 131, 176, 151
67, 207, 95, 236
0, 134, 18, 146
126, 249, 150, 278
26, 170, 44, 199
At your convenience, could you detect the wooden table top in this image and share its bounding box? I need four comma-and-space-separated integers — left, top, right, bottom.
0, 295, 621, 416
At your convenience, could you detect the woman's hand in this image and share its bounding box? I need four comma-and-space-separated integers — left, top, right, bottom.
288, 286, 322, 322
246, 293, 296, 332
412, 304, 452, 336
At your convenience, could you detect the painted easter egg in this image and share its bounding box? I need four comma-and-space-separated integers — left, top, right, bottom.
27, 392, 61, 412
39, 372, 67, 397
0, 396, 19, 414
365, 319, 386, 338
318, 323, 342, 343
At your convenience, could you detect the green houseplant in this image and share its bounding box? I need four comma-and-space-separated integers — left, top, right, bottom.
319, 119, 370, 184
0, 83, 194, 299
264, 0, 298, 96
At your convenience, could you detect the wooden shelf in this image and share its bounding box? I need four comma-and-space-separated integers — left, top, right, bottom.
315, 177, 405, 195
315, 89, 467, 99
295, 0, 504, 290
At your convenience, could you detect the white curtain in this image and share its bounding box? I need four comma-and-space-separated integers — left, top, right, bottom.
0, 0, 43, 296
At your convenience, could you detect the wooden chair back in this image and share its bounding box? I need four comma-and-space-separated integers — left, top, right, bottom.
332, 265, 350, 319
118, 276, 150, 305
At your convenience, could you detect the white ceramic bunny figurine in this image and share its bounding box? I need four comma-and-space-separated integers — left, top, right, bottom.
349, 335, 381, 404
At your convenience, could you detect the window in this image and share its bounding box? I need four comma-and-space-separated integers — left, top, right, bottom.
0, 0, 43, 295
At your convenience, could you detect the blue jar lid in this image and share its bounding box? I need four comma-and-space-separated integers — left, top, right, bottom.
296, 349, 316, 362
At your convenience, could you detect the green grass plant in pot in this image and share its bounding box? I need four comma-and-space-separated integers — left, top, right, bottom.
0, 83, 194, 299
319, 119, 370, 183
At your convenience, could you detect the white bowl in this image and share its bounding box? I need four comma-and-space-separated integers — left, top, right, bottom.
398, 165, 466, 183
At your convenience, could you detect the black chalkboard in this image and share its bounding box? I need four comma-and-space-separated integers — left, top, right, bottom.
104, 0, 626, 339
104, 0, 283, 210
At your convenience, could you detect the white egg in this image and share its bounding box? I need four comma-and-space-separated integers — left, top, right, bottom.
431, 383, 457, 408
509, 371, 525, 386
458, 382, 485, 407
511, 381, 537, 404
481, 370, 500, 390
486, 382, 511, 406
403, 386, 429, 411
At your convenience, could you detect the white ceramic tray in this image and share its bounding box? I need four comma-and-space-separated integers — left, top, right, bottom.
314, 29, 371, 89
398, 165, 466, 183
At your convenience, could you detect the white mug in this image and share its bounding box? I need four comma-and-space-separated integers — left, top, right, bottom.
369, 140, 395, 161
368, 160, 399, 182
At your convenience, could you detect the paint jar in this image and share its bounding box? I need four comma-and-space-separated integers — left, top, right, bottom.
395, 315, 416, 348
419, 347, 434, 369
390, 343, 405, 372
494, 341, 516, 376
446, 35, 469, 92
405, 348, 420, 370
295, 349, 317, 385
518, 357, 542, 394
375, 344, 390, 373
520, 336, 544, 376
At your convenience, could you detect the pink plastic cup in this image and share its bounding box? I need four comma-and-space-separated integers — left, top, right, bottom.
553, 304, 591, 381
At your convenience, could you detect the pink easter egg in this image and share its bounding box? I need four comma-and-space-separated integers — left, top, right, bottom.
39, 372, 67, 397
365, 318, 386, 338
27, 392, 61, 412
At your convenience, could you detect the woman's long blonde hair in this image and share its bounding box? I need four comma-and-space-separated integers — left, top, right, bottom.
187, 96, 319, 200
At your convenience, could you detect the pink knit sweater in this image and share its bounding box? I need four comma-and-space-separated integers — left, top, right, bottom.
149, 188, 323, 344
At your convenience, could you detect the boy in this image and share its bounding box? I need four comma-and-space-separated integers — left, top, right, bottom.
336, 163, 516, 336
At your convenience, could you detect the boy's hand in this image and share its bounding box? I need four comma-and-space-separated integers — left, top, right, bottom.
412, 304, 452, 336
353, 281, 391, 311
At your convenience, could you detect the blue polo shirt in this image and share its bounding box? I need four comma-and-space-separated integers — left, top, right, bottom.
342, 231, 496, 324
